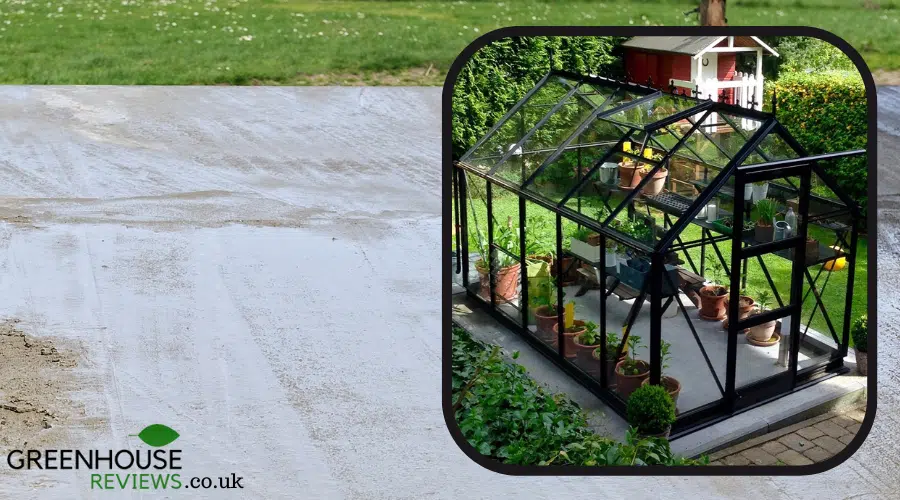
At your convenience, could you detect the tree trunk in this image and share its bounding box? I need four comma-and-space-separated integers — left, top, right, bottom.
700, 0, 727, 26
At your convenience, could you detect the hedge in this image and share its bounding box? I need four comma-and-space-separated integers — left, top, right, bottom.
451, 36, 623, 160
451, 325, 707, 466
764, 71, 868, 217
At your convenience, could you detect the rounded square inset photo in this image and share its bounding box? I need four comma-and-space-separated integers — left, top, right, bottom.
445, 28, 876, 474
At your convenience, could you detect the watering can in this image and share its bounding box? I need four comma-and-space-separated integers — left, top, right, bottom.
774, 220, 792, 241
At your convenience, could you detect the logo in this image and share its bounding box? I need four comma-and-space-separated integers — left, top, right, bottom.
6, 424, 244, 491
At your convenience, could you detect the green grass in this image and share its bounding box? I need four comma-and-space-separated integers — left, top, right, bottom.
453, 185, 868, 344
0, 0, 897, 85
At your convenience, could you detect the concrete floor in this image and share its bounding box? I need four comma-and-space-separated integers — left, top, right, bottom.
0, 85, 894, 499
457, 254, 838, 414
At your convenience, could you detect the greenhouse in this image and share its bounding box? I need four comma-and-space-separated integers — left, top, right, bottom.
451, 70, 866, 436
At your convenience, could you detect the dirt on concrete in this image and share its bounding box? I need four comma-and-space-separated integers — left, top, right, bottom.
0, 318, 81, 451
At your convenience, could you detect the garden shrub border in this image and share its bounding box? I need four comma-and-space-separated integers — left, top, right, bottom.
764, 70, 868, 217
451, 324, 707, 466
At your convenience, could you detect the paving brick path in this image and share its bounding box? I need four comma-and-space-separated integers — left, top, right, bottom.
709, 406, 866, 466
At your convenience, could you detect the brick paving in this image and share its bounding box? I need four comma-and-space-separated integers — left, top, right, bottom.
709, 404, 866, 466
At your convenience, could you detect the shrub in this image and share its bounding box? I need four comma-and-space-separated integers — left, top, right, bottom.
451, 325, 704, 466
626, 384, 676, 436
852, 315, 868, 352
764, 71, 868, 217
451, 36, 623, 160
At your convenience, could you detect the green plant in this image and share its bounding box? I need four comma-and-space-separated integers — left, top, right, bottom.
756, 199, 777, 225
851, 315, 867, 353
764, 71, 867, 218
742, 219, 756, 231
452, 325, 705, 466
595, 330, 622, 361
484, 218, 520, 268
542, 427, 708, 466
595, 206, 611, 223
755, 289, 773, 312
570, 226, 594, 243
524, 216, 555, 259
619, 335, 646, 376
626, 384, 676, 436
579, 321, 600, 345
707, 261, 728, 289
660, 340, 672, 375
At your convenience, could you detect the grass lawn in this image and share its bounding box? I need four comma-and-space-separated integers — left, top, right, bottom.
0, 0, 897, 85
452, 183, 868, 345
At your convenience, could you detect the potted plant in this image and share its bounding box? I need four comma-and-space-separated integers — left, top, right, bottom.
723, 288, 755, 332
641, 340, 682, 410
618, 157, 641, 189
699, 261, 729, 321
569, 226, 601, 264
710, 215, 733, 235
572, 321, 603, 376
851, 315, 867, 376
615, 335, 650, 399
626, 383, 677, 439
639, 154, 668, 196
593, 330, 627, 384
746, 290, 778, 343
754, 199, 777, 243
751, 181, 769, 203
553, 317, 587, 359
474, 218, 521, 303
604, 237, 618, 268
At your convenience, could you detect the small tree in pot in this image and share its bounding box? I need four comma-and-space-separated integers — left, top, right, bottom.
852, 315, 867, 376
747, 290, 777, 343
699, 261, 729, 321
615, 335, 650, 400
627, 384, 677, 439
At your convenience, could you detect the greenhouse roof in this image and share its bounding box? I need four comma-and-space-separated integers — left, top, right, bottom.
456, 70, 866, 253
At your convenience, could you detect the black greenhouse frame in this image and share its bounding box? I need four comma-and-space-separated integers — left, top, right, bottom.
451, 70, 866, 437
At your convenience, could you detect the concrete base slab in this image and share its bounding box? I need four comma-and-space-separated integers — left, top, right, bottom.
452, 290, 867, 457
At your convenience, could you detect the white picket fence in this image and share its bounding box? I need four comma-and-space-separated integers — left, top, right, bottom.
671, 72, 763, 131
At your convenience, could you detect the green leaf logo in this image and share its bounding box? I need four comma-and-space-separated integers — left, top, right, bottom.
131, 424, 180, 447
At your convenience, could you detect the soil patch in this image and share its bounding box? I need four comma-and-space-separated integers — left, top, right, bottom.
0, 319, 81, 451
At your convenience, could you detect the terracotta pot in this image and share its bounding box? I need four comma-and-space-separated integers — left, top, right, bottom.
615, 359, 650, 400
553, 320, 586, 358
594, 349, 627, 386
747, 313, 778, 342
618, 161, 641, 189
856, 350, 868, 376
755, 223, 774, 243
640, 168, 668, 196
475, 260, 521, 303
698, 285, 728, 320
533, 305, 560, 347
573, 336, 602, 377
723, 296, 755, 331
642, 376, 682, 409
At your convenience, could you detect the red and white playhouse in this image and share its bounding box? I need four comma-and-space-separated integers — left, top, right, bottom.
621, 36, 778, 111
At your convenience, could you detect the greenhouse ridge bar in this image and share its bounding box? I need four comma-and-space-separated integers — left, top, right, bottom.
452, 70, 865, 437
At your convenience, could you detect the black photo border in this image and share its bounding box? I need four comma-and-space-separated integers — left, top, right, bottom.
442, 25, 877, 476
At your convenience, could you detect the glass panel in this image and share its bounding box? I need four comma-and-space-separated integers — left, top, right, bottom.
463, 76, 576, 170
524, 119, 627, 202
524, 200, 563, 352
489, 186, 523, 324
493, 83, 598, 186
604, 94, 703, 128
755, 132, 799, 162
574, 82, 617, 108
